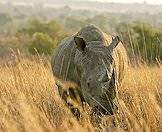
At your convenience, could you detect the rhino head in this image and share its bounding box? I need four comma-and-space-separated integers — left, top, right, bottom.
74, 36, 120, 115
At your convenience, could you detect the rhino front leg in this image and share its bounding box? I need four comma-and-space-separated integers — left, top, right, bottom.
56, 84, 81, 119
68, 103, 81, 119
56, 84, 68, 103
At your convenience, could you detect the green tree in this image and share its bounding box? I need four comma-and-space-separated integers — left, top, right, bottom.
132, 22, 161, 62
16, 19, 70, 55
28, 32, 55, 55
17, 18, 65, 39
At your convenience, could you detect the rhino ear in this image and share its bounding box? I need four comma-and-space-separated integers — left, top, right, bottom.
107, 36, 120, 52
74, 36, 86, 52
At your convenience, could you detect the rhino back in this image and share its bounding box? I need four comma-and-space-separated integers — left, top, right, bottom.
51, 36, 80, 89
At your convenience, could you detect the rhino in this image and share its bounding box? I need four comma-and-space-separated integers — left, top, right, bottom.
51, 25, 127, 118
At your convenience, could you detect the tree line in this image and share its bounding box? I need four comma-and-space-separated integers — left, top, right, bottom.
0, 8, 161, 63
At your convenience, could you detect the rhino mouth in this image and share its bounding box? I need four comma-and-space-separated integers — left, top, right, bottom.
85, 93, 119, 115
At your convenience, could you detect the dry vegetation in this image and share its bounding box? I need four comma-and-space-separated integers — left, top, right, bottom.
0, 53, 161, 132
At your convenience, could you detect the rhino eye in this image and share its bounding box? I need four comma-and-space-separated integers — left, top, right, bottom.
98, 72, 110, 82
102, 73, 110, 82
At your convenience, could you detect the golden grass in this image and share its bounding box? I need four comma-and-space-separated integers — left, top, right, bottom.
0, 55, 161, 132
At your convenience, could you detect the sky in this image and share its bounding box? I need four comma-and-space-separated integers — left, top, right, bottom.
89, 0, 162, 5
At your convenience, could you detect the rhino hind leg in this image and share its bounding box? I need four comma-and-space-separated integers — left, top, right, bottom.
56, 84, 82, 119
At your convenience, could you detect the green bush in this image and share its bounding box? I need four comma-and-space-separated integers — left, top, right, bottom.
17, 18, 70, 55
132, 22, 162, 62
115, 22, 162, 63
28, 32, 56, 55
18, 18, 64, 38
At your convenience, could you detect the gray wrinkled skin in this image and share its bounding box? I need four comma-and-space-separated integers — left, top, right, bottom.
51, 25, 128, 117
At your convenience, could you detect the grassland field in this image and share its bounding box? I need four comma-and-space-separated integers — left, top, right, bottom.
0, 53, 161, 132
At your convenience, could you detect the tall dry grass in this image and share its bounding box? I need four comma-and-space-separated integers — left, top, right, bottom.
0, 54, 161, 132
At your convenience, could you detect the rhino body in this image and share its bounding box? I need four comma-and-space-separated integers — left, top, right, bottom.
51, 25, 128, 117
